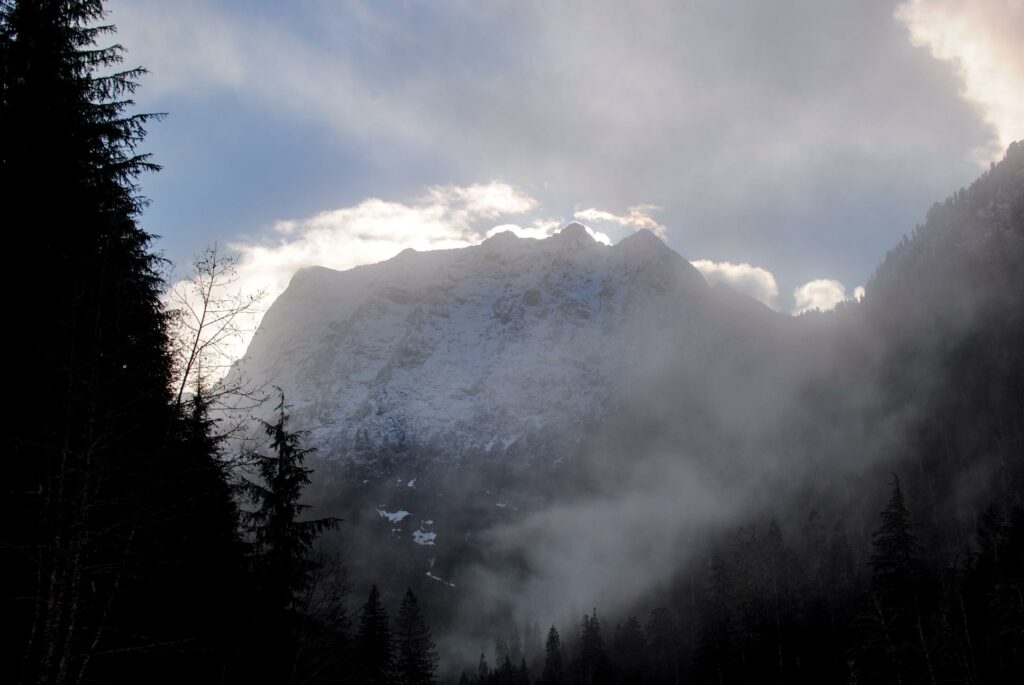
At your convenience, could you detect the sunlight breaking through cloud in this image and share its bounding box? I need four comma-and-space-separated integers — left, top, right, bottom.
171, 182, 543, 371
792, 278, 863, 314
574, 205, 668, 239
896, 0, 1024, 162
692, 260, 780, 308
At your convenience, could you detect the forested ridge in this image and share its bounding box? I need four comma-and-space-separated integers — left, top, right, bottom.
1, 2, 1022, 684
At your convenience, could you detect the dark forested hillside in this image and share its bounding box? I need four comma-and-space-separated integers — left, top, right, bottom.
474, 143, 1024, 685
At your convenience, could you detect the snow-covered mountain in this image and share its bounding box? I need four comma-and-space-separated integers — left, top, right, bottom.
229, 222, 777, 462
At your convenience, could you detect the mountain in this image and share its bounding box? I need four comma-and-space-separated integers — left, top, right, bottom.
231, 222, 783, 464
225, 143, 1024, 664
226, 219, 796, 615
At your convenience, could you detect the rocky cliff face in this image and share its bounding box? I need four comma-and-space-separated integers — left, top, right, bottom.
230, 223, 767, 463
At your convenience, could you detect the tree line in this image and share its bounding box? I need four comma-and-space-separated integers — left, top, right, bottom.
456, 475, 1023, 684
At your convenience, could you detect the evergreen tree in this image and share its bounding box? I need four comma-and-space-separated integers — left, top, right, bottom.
964, 501, 1024, 683
870, 476, 921, 599
857, 475, 938, 685
612, 617, 648, 685
515, 658, 530, 685
242, 392, 340, 679
647, 607, 682, 685
541, 626, 564, 685
575, 611, 611, 685
395, 589, 439, 685
356, 585, 395, 685
0, 2, 244, 682
495, 656, 515, 685
478, 653, 491, 683
244, 393, 339, 607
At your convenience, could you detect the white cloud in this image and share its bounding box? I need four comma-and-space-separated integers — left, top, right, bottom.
170, 182, 542, 371
485, 222, 558, 241
691, 260, 780, 308
792, 279, 864, 314
574, 205, 667, 239
896, 0, 1024, 161
485, 221, 613, 245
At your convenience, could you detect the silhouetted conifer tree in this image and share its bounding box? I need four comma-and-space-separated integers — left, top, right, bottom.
647, 607, 682, 685
395, 589, 438, 685
356, 585, 395, 685
871, 476, 921, 599
242, 392, 340, 679
0, 2, 245, 682
516, 658, 530, 685
857, 475, 938, 685
478, 653, 491, 683
575, 611, 611, 685
963, 501, 1024, 683
541, 626, 564, 685
490, 656, 511, 684
612, 617, 648, 685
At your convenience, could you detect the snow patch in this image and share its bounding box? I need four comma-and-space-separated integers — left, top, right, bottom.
413, 529, 437, 545
378, 509, 411, 523
426, 571, 455, 588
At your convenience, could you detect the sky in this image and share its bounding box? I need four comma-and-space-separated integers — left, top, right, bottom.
107, 0, 1024, 338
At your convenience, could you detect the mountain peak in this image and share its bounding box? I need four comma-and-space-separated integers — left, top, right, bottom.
481, 230, 522, 249
553, 222, 595, 246
614, 229, 676, 262
616, 228, 666, 251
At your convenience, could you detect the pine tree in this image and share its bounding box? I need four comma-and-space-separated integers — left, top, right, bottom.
541, 626, 564, 685
395, 589, 439, 685
356, 585, 395, 685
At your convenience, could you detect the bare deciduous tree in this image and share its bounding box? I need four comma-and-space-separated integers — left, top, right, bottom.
166, 244, 267, 410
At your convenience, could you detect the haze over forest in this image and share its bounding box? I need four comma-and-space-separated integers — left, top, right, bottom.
2, 2, 1023, 685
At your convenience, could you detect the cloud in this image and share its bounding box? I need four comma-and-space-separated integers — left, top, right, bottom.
108, 0, 427, 141
691, 260, 780, 308
896, 0, 1024, 161
109, 0, 1008, 296
169, 182, 544, 369
574, 205, 667, 239
485, 222, 613, 245
792, 279, 861, 314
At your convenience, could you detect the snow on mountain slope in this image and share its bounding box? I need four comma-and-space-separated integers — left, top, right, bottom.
228, 223, 730, 460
